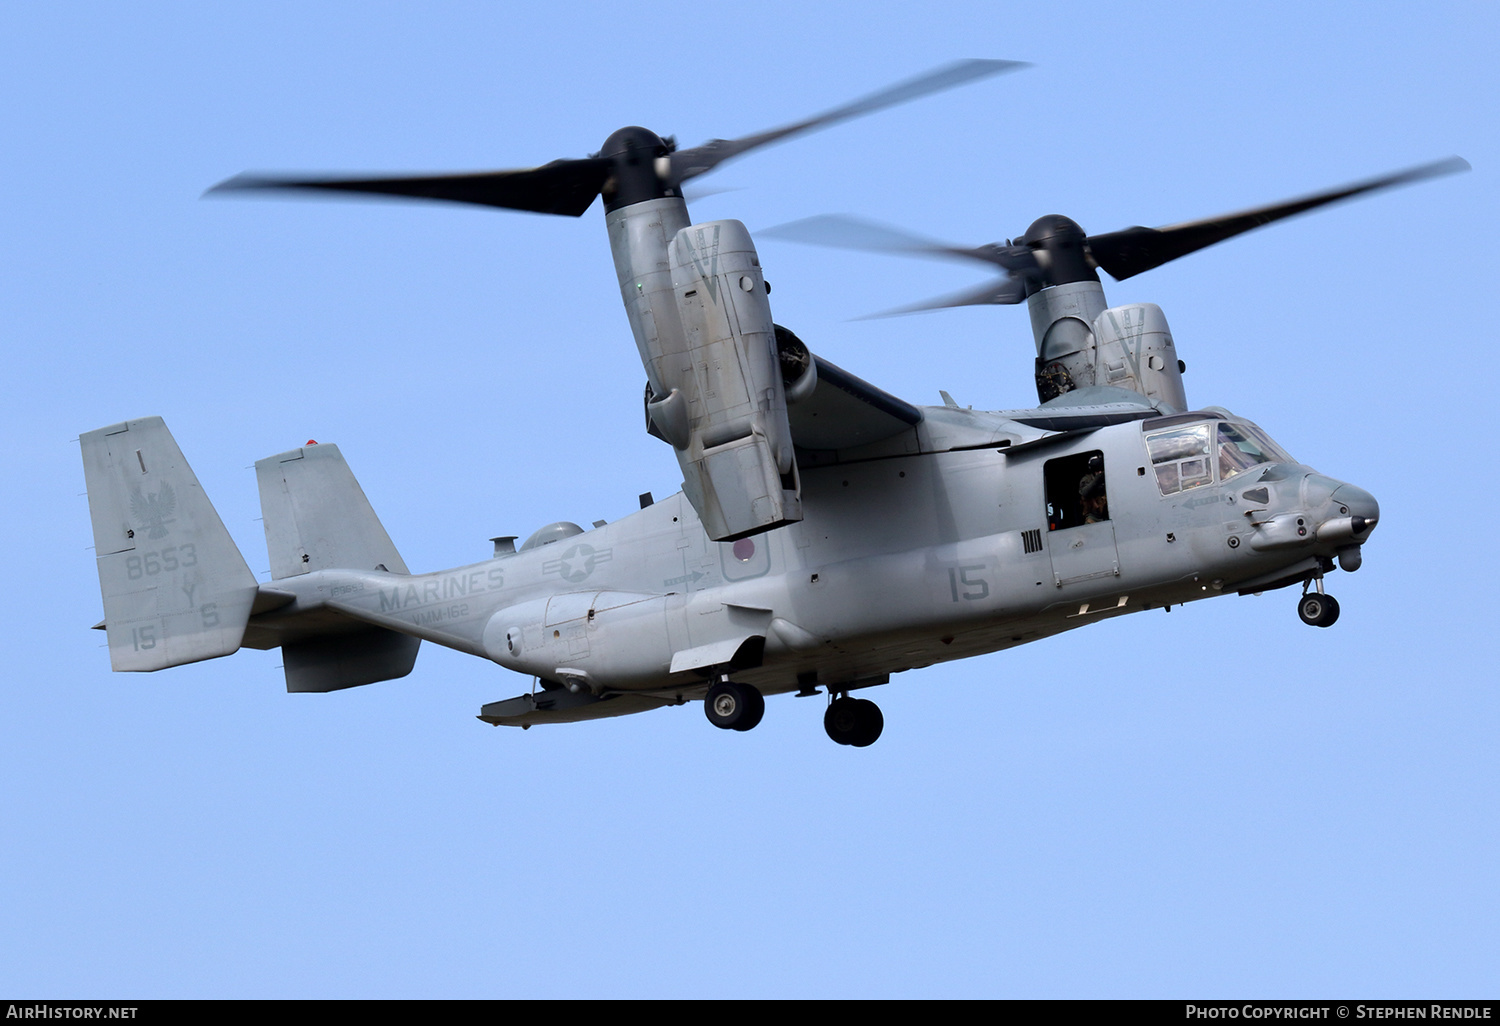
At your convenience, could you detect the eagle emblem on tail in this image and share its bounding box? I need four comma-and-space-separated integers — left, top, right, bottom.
130, 481, 177, 540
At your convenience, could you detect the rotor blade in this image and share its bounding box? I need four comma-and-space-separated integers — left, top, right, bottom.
669, 59, 1027, 184
680, 183, 747, 203
860, 275, 1028, 318
762, 214, 1035, 271
205, 157, 613, 217
1088, 156, 1471, 281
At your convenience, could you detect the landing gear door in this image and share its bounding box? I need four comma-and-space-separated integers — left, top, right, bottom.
1044, 449, 1121, 586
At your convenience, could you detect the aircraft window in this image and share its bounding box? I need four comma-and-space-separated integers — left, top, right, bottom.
1236, 420, 1295, 465
1145, 423, 1213, 496
1044, 450, 1109, 530
1218, 423, 1272, 479
1147, 424, 1211, 464
1180, 457, 1212, 490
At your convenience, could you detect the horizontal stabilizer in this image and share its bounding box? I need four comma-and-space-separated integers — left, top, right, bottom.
283, 627, 420, 693
80, 417, 258, 671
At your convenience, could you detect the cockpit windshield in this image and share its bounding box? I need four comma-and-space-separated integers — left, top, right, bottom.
1145, 417, 1295, 496
1230, 420, 1294, 467
1218, 423, 1273, 479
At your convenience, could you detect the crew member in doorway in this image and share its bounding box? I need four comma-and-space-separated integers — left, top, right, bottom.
1080, 455, 1108, 523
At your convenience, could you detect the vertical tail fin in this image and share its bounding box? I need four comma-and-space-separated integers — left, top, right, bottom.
255, 442, 419, 692
80, 417, 258, 671
255, 442, 409, 579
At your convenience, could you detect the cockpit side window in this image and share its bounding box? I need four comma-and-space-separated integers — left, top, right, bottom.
1218, 423, 1273, 480
1146, 423, 1212, 496
1044, 450, 1109, 530
1147, 419, 1296, 495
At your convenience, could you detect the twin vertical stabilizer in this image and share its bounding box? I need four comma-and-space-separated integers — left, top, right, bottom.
81, 417, 259, 671
82, 420, 419, 690
254, 442, 409, 579
254, 441, 420, 692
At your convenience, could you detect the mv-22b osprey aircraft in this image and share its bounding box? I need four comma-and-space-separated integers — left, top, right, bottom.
81, 61, 1467, 746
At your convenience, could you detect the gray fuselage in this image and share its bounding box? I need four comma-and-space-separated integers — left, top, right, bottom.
250, 403, 1377, 706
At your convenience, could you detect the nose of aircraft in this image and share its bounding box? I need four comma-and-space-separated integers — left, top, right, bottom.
1319, 480, 1379, 571
1330, 482, 1380, 527
1245, 470, 1379, 572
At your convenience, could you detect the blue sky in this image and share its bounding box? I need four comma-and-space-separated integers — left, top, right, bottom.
2, 1, 1496, 998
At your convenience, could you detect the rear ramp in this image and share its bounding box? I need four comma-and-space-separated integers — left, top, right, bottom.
80, 417, 259, 671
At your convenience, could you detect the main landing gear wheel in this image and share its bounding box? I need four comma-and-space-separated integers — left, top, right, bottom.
1298, 592, 1340, 627
824, 696, 884, 747
705, 681, 765, 731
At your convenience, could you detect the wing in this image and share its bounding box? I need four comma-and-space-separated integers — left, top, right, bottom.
788, 354, 923, 451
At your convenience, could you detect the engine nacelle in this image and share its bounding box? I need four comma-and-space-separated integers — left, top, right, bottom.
657, 220, 801, 541
607, 201, 801, 542
1028, 281, 1187, 411
1090, 302, 1187, 411
776, 324, 818, 404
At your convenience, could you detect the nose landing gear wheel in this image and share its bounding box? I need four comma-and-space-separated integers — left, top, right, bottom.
1298, 592, 1340, 627
824, 696, 884, 747
705, 681, 765, 731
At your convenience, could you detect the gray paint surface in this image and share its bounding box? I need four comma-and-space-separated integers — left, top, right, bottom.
82, 393, 1377, 731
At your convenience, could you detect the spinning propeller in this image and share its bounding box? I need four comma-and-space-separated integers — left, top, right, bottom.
762, 157, 1470, 315
207, 60, 1026, 217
